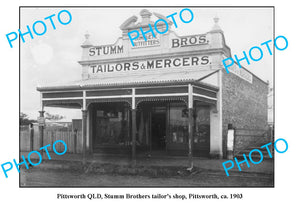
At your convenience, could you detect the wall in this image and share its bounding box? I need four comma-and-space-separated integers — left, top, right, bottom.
221, 67, 268, 156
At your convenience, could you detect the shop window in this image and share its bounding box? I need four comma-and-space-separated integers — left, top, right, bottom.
169, 103, 210, 144
169, 102, 188, 143
194, 106, 210, 144
94, 105, 129, 146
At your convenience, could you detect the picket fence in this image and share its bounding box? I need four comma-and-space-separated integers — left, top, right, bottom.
20, 126, 82, 153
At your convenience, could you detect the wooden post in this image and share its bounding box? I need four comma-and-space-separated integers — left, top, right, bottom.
29, 123, 34, 152
82, 90, 87, 164
82, 110, 88, 165
51, 131, 54, 152
38, 110, 45, 156
188, 108, 194, 170
131, 88, 137, 165
73, 129, 78, 154
145, 111, 149, 146
89, 105, 94, 154
149, 111, 152, 154
188, 84, 194, 170
131, 108, 137, 165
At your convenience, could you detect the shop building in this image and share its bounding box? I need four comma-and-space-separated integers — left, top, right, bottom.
37, 9, 268, 164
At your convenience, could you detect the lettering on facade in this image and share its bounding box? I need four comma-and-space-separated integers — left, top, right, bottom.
89, 56, 209, 74
230, 63, 253, 84
171, 35, 208, 48
131, 34, 160, 48
89, 45, 124, 56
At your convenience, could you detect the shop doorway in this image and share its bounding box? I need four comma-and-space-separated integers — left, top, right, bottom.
151, 107, 167, 151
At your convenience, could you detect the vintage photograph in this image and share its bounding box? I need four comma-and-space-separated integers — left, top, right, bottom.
20, 7, 274, 187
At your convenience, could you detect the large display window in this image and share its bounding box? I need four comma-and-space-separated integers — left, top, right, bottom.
93, 103, 130, 148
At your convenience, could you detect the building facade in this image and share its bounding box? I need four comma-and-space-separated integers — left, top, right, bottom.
37, 9, 268, 164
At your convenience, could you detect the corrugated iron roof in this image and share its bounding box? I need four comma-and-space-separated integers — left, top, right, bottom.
37, 70, 219, 91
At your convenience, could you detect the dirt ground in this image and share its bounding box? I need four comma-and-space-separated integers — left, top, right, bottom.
20, 167, 273, 187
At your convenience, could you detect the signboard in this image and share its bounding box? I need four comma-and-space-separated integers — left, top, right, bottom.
171, 34, 208, 48
230, 63, 253, 84
131, 34, 160, 48
89, 55, 210, 74
37, 116, 45, 126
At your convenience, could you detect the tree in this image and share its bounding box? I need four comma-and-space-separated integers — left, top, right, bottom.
45, 112, 65, 121
20, 112, 37, 125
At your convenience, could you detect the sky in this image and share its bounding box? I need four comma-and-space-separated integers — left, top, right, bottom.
20, 7, 273, 121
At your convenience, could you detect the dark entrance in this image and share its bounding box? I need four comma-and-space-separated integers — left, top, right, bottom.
151, 107, 167, 150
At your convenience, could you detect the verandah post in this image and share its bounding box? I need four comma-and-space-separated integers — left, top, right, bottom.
188, 84, 194, 170
82, 110, 87, 165
131, 88, 137, 165
131, 109, 137, 164
82, 90, 87, 165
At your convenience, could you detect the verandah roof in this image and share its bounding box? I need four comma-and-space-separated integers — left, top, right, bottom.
37, 70, 219, 92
